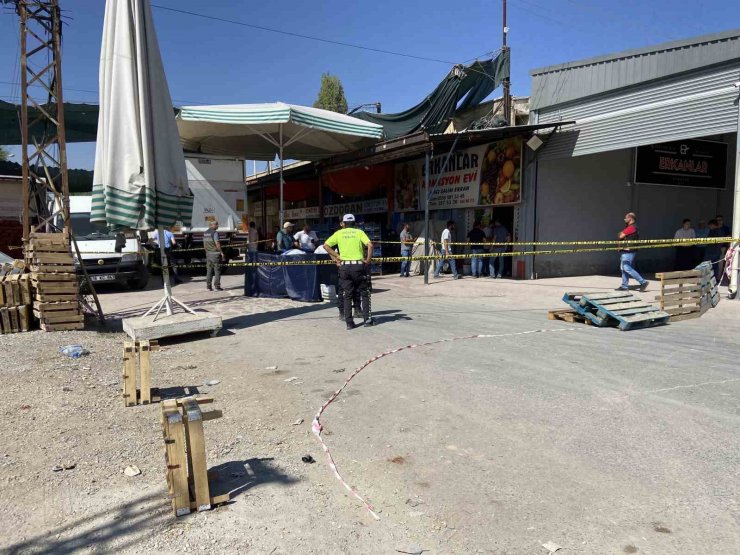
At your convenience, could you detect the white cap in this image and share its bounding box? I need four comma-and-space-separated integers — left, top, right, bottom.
342, 214, 355, 222
283, 221, 294, 228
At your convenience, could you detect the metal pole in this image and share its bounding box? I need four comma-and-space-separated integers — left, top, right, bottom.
502, 0, 512, 124
730, 80, 740, 298
424, 150, 430, 285
19, 5, 29, 241
279, 124, 285, 227
158, 227, 173, 315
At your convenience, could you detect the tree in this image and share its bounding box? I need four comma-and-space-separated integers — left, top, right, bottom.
313, 73, 348, 114
0, 146, 9, 162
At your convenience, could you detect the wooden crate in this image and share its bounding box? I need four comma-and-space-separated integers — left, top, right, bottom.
160, 396, 227, 517
0, 306, 30, 334
25, 234, 82, 332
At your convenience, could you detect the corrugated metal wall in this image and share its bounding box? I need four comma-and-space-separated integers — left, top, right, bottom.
535, 64, 740, 160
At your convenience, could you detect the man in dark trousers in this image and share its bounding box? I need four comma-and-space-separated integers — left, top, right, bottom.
323, 214, 374, 330
616, 212, 649, 292
467, 220, 486, 278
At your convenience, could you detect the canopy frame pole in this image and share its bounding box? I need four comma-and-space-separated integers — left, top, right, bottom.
279, 123, 284, 226
730, 79, 740, 298
423, 150, 430, 285
283, 127, 313, 148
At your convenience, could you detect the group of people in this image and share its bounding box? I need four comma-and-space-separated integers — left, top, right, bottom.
618, 211, 732, 291
274, 221, 321, 254
673, 215, 731, 278
398, 219, 511, 279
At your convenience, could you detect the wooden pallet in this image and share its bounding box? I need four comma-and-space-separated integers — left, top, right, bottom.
123, 340, 161, 406
547, 309, 593, 325
160, 396, 227, 517
563, 291, 669, 331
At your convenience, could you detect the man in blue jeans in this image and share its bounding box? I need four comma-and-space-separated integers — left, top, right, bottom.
399, 223, 413, 277
616, 212, 649, 292
434, 220, 461, 279
467, 220, 486, 277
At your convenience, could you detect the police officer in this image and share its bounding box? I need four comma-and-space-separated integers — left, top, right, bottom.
332, 220, 362, 321
323, 214, 374, 330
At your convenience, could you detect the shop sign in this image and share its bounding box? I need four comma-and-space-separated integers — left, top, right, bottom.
394, 136, 523, 211
324, 198, 388, 217
284, 206, 320, 220
634, 139, 727, 189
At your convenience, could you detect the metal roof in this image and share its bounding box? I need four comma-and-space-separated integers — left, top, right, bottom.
530, 29, 740, 111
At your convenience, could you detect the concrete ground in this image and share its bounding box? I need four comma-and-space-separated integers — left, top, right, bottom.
2, 269, 739, 554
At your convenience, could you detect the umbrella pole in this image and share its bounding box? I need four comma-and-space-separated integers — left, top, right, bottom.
143, 227, 198, 320
279, 123, 284, 226
157, 226, 174, 316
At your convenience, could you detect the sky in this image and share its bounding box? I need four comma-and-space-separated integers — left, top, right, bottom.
0, 0, 738, 170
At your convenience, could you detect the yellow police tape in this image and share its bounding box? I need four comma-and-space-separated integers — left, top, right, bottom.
11, 236, 737, 256
150, 237, 737, 270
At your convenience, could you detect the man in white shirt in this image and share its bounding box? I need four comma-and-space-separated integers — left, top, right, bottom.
433, 220, 461, 279
294, 225, 319, 252
674, 218, 696, 270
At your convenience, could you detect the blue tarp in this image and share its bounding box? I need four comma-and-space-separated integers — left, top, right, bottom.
245, 253, 329, 301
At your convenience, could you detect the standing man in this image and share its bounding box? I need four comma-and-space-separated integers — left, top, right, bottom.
434, 220, 461, 279
715, 214, 731, 280
490, 219, 510, 279
673, 218, 696, 270
616, 212, 649, 292
294, 224, 319, 252
705, 219, 724, 283
247, 221, 259, 262
152, 226, 183, 284
399, 223, 414, 277
467, 221, 486, 278
204, 220, 225, 292
323, 214, 374, 329
276, 222, 297, 253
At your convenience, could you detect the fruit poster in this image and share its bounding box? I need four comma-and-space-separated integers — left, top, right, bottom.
393, 137, 523, 211
478, 137, 522, 206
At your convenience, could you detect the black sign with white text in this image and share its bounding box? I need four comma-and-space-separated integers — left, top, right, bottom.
634, 139, 727, 189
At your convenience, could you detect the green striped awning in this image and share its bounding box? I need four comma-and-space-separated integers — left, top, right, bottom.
179, 103, 383, 139
91, 183, 193, 230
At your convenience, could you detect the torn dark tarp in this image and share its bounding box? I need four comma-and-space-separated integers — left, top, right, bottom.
353, 51, 510, 140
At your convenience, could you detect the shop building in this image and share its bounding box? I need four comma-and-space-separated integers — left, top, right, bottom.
523, 30, 740, 278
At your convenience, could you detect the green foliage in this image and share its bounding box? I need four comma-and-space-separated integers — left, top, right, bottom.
313, 73, 348, 114
0, 145, 9, 162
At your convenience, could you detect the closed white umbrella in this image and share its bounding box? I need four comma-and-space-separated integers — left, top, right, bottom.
176, 102, 383, 224
92, 0, 194, 318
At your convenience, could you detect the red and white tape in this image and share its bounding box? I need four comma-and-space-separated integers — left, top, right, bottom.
311, 327, 575, 520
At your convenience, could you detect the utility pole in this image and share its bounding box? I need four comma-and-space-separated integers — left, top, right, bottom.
502, 0, 512, 125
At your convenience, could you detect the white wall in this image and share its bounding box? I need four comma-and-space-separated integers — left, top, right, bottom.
533, 136, 735, 277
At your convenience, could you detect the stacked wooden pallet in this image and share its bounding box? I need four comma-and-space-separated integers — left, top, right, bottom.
562, 291, 670, 331
0, 270, 32, 334
26, 233, 83, 331
655, 263, 720, 322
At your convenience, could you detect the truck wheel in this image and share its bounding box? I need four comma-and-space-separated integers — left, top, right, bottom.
128, 269, 150, 290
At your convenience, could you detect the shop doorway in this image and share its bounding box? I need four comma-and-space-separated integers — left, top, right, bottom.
474, 206, 515, 277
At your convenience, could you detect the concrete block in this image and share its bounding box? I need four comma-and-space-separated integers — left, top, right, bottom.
123, 311, 222, 341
